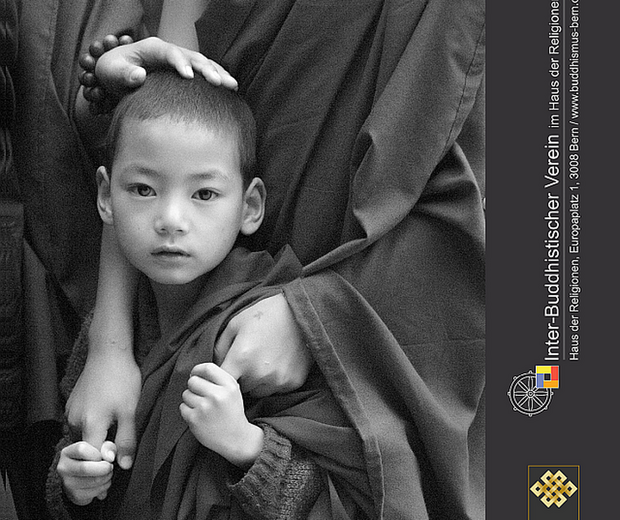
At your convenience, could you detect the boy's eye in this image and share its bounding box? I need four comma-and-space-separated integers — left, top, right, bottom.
194, 189, 216, 201
131, 184, 155, 197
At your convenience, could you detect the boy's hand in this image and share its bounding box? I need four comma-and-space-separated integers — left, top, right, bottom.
57, 441, 116, 506
215, 294, 313, 397
180, 363, 263, 468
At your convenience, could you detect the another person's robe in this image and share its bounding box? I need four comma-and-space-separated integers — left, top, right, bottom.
193, 3, 486, 518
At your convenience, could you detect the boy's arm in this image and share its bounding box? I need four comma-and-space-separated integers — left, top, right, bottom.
181, 363, 264, 469
181, 363, 324, 519
65, 225, 141, 469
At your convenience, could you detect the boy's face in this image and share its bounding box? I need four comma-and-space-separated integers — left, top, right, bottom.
97, 118, 264, 286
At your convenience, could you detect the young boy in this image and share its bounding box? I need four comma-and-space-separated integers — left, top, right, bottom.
47, 71, 372, 519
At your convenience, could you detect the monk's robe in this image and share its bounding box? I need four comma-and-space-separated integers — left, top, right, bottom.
49, 247, 374, 519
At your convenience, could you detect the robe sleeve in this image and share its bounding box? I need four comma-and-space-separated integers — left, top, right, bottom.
283, 266, 485, 520
279, 2, 485, 518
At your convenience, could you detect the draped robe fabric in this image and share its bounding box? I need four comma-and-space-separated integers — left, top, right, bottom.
194, 2, 486, 518
18, 0, 485, 518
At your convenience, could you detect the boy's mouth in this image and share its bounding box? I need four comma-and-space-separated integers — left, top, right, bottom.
152, 246, 189, 257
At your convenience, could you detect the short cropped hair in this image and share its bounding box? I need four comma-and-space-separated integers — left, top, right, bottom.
106, 69, 256, 185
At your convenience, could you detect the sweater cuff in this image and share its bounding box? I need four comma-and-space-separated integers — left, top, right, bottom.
228, 423, 292, 512
228, 423, 323, 520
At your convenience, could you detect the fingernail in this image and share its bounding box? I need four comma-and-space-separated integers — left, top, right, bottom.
129, 70, 140, 83
185, 66, 194, 78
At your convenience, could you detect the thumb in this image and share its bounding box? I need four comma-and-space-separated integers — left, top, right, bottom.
95, 49, 146, 93
125, 65, 147, 86
114, 416, 137, 470
98, 60, 145, 90
100, 441, 117, 463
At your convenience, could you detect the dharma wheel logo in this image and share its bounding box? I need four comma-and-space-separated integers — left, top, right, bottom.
528, 466, 580, 519
507, 366, 559, 416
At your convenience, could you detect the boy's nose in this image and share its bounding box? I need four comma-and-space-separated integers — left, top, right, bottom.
155, 202, 189, 235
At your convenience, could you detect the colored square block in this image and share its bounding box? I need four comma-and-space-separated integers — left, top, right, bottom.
535, 366, 559, 389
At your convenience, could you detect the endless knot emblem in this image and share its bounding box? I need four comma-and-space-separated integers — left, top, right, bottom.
530, 470, 578, 508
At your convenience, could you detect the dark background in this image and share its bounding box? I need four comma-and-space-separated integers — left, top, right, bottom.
487, 1, 616, 518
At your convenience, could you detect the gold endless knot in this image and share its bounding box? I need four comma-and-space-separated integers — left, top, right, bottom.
530, 470, 577, 508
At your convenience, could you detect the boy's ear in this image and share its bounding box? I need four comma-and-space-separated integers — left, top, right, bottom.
96, 166, 114, 225
240, 178, 266, 236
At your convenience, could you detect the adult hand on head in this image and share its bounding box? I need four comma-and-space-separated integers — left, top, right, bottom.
65, 348, 141, 471
214, 293, 314, 398
93, 36, 238, 94
76, 36, 238, 154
